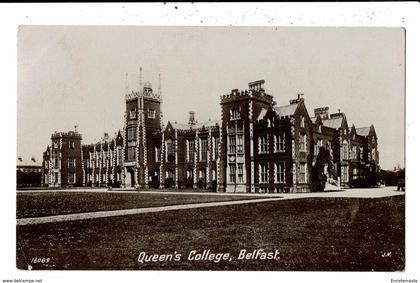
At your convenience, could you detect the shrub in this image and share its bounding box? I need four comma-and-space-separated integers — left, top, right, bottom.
164, 178, 174, 189
197, 179, 205, 189
185, 177, 194, 188
209, 180, 217, 192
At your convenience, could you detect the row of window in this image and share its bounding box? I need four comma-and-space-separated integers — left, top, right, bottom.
341, 142, 374, 161
228, 134, 243, 154
230, 108, 307, 130
126, 137, 221, 164
165, 169, 217, 182
48, 155, 60, 169
165, 137, 220, 163
129, 109, 156, 120
229, 163, 244, 183
308, 139, 372, 161
47, 172, 76, 185
230, 108, 241, 120
258, 162, 288, 184
350, 145, 364, 160
228, 162, 305, 184
50, 172, 77, 185
87, 147, 123, 167
86, 172, 122, 182
52, 140, 76, 149
256, 133, 287, 154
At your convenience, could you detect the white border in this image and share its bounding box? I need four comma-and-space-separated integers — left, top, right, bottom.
1, 3, 419, 283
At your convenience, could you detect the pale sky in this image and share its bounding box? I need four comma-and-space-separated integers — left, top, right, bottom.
17, 26, 405, 170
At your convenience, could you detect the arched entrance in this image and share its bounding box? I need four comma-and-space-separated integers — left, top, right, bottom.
125, 167, 135, 188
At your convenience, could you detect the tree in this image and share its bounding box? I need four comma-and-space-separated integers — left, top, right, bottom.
311, 147, 334, 192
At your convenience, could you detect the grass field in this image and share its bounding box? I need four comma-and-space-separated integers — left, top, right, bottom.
16, 192, 266, 218
16, 195, 404, 271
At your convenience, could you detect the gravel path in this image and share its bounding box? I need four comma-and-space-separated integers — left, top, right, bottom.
16, 197, 283, 226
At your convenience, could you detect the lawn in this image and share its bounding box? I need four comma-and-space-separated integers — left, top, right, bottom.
16, 191, 266, 218
16, 195, 404, 271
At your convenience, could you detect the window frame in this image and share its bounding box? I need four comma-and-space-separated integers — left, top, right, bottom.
299, 162, 307, 183
200, 137, 208, 162
259, 163, 268, 183
237, 163, 244, 183
228, 135, 236, 154
275, 162, 286, 183
187, 139, 195, 162
274, 133, 286, 153
229, 164, 236, 183
299, 133, 307, 153
129, 109, 137, 120
127, 147, 136, 161
230, 108, 241, 120
127, 126, 137, 142
148, 108, 156, 119
259, 135, 269, 154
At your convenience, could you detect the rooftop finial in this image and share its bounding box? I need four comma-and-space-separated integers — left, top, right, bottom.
125, 72, 129, 93
139, 67, 143, 91
158, 72, 162, 95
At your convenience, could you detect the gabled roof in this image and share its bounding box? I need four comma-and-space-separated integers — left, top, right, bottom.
273, 103, 299, 118
194, 120, 221, 129
311, 115, 324, 125
17, 158, 41, 167
170, 119, 221, 131
115, 130, 123, 141
355, 126, 371, 136
322, 117, 343, 129
171, 122, 191, 130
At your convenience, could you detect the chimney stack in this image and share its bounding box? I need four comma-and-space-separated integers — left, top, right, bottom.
290, 93, 305, 105
248, 80, 265, 92
188, 111, 196, 126
314, 107, 329, 120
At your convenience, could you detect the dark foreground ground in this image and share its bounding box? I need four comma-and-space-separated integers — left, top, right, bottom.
16, 192, 265, 218
16, 195, 404, 271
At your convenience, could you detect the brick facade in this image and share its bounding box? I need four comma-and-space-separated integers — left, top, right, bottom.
42, 131, 82, 187
42, 76, 380, 191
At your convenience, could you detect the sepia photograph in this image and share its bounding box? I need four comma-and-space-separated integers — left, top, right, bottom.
15, 25, 406, 271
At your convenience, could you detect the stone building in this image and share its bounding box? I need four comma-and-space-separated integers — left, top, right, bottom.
161, 115, 221, 190
17, 158, 42, 187
41, 73, 380, 191
81, 131, 124, 188
219, 80, 276, 193
122, 77, 163, 189
41, 130, 83, 187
